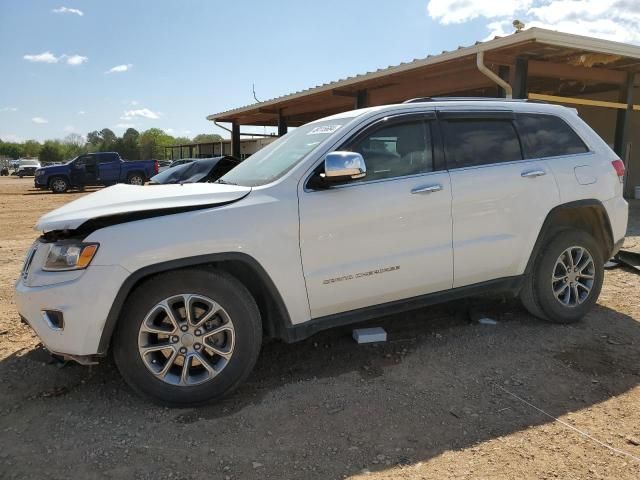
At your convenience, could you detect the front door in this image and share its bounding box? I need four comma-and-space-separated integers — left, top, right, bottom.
439, 111, 560, 287
298, 115, 453, 318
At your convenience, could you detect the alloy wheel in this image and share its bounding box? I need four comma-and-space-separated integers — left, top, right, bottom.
551, 246, 595, 307
137, 294, 235, 386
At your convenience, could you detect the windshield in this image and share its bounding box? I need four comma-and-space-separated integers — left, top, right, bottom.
220, 119, 353, 187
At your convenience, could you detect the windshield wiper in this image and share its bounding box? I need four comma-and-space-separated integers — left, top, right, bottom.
215, 178, 238, 185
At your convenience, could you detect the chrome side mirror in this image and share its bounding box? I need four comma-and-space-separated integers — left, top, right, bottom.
323, 151, 366, 182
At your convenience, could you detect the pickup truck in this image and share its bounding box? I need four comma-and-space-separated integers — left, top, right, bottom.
34, 152, 158, 193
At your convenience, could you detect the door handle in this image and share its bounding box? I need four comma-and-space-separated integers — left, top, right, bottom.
521, 169, 546, 178
411, 184, 443, 194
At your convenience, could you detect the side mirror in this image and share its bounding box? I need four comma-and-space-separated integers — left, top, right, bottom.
323, 151, 366, 183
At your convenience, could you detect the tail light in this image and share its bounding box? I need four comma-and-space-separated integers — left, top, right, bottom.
154, 160, 159, 174
611, 159, 625, 183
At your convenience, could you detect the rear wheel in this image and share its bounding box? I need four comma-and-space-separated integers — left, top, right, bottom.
521, 230, 604, 324
113, 269, 262, 407
127, 173, 145, 185
49, 176, 69, 193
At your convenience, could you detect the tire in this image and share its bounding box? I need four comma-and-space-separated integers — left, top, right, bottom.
113, 269, 262, 407
127, 173, 145, 185
520, 229, 604, 324
49, 176, 69, 193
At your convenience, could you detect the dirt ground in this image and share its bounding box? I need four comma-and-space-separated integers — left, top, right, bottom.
1, 176, 639, 480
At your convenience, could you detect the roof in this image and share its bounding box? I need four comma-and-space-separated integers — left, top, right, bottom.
207, 28, 640, 127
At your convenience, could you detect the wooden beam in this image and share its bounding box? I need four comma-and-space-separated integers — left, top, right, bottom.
231, 122, 240, 158
355, 90, 368, 109
278, 111, 288, 136
528, 92, 640, 110
528, 60, 627, 85
614, 71, 637, 197
332, 89, 358, 98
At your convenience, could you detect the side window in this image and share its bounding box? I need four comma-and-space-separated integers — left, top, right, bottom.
442, 119, 523, 168
99, 154, 116, 163
74, 155, 89, 167
515, 114, 589, 159
345, 120, 433, 182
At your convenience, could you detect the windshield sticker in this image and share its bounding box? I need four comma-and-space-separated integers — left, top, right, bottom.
307, 125, 341, 135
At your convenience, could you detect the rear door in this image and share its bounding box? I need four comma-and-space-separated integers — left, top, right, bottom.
298, 113, 453, 318
440, 110, 560, 287
97, 153, 121, 184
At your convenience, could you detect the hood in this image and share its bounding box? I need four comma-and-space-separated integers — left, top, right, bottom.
37, 164, 67, 173
36, 182, 251, 232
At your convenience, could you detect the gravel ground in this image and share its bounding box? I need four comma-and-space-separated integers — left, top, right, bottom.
1, 177, 639, 480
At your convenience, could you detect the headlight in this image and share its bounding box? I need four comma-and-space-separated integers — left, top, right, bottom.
43, 242, 99, 271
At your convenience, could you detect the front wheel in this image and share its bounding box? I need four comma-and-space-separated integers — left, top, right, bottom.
113, 269, 262, 407
49, 176, 69, 193
521, 230, 604, 324
127, 173, 145, 185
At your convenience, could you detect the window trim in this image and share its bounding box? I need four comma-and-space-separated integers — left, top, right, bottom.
304, 112, 442, 191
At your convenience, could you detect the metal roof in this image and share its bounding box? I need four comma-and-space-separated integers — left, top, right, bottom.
207, 27, 640, 125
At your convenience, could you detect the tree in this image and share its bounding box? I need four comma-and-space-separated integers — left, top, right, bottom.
117, 128, 140, 159
62, 133, 86, 159
193, 133, 223, 144
99, 128, 117, 151
86, 130, 101, 147
173, 136, 192, 145
0, 141, 23, 159
139, 128, 175, 159
22, 140, 42, 158
39, 140, 65, 164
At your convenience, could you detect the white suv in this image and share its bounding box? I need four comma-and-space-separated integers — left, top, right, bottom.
15, 99, 628, 406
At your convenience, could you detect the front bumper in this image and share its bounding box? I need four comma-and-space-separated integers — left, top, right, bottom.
15, 264, 130, 356
34, 176, 47, 188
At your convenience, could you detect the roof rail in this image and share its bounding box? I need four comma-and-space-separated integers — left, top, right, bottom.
403, 97, 532, 104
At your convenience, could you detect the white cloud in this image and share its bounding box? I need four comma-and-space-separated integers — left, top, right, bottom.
77, 110, 85, 115
52, 7, 84, 16
165, 128, 175, 134
0, 133, 22, 142
63, 125, 75, 132
23, 51, 59, 63
427, 0, 640, 44
115, 123, 136, 129
427, 0, 532, 25
106, 64, 133, 74
65, 54, 88, 66
32, 117, 48, 124
0, 107, 18, 112
23, 51, 89, 65
121, 108, 161, 120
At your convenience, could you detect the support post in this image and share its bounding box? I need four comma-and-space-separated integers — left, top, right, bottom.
278, 111, 288, 136
513, 58, 529, 99
356, 90, 368, 109
189, 145, 193, 158
498, 65, 510, 98
231, 121, 241, 159
614, 71, 636, 159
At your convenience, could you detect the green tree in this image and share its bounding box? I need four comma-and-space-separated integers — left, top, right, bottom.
39, 140, 65, 164
62, 133, 86, 159
173, 136, 192, 145
193, 133, 223, 143
0, 141, 23, 159
22, 140, 42, 157
99, 128, 117, 151
139, 128, 175, 159
116, 128, 140, 159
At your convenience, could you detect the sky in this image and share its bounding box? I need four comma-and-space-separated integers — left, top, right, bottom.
1, 0, 639, 143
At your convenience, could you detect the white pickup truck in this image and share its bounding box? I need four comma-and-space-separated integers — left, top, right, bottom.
15, 99, 628, 406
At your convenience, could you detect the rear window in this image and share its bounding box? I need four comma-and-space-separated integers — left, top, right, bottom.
515, 113, 589, 159
442, 119, 522, 168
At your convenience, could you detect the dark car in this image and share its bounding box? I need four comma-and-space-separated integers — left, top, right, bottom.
35, 152, 158, 193
149, 156, 240, 185
168, 158, 196, 169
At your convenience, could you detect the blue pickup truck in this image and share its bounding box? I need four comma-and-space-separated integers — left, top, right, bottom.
34, 152, 158, 193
